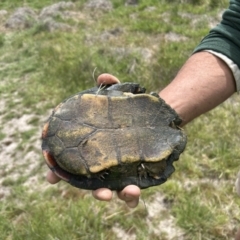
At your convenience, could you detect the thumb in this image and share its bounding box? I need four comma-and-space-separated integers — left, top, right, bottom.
97, 73, 120, 86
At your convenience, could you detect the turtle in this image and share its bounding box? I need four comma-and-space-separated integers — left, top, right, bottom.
42, 82, 187, 190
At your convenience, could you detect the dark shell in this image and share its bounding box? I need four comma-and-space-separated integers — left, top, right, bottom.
42, 83, 187, 190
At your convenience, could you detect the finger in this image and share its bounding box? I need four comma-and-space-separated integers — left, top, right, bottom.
117, 185, 141, 208
46, 170, 61, 184
97, 73, 120, 85
92, 188, 113, 201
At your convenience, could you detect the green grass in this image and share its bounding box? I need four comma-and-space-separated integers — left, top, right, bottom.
1, 0, 239, 239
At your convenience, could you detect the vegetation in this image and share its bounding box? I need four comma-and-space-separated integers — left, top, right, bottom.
1, 0, 239, 239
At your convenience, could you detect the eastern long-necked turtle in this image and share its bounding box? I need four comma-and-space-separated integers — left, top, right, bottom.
42, 82, 187, 190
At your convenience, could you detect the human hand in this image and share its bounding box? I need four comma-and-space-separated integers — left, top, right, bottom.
46, 73, 141, 208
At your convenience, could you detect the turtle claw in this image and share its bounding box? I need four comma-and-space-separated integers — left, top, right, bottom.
138, 164, 148, 180
99, 171, 109, 180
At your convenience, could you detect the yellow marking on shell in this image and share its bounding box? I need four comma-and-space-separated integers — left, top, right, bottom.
80, 130, 119, 173
119, 131, 140, 163
131, 93, 159, 101
121, 155, 140, 163
89, 159, 119, 173
80, 94, 110, 127
123, 92, 134, 97
57, 125, 94, 141
149, 149, 172, 162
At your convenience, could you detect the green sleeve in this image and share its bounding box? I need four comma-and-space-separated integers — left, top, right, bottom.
193, 0, 240, 68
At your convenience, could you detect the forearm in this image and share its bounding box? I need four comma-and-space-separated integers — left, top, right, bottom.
159, 51, 236, 125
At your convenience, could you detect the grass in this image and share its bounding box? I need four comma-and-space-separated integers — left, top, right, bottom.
1, 0, 239, 239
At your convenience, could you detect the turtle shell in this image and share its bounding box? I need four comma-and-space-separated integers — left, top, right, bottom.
42, 83, 187, 190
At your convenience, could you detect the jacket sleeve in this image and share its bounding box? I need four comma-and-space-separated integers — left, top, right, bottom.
193, 0, 240, 68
